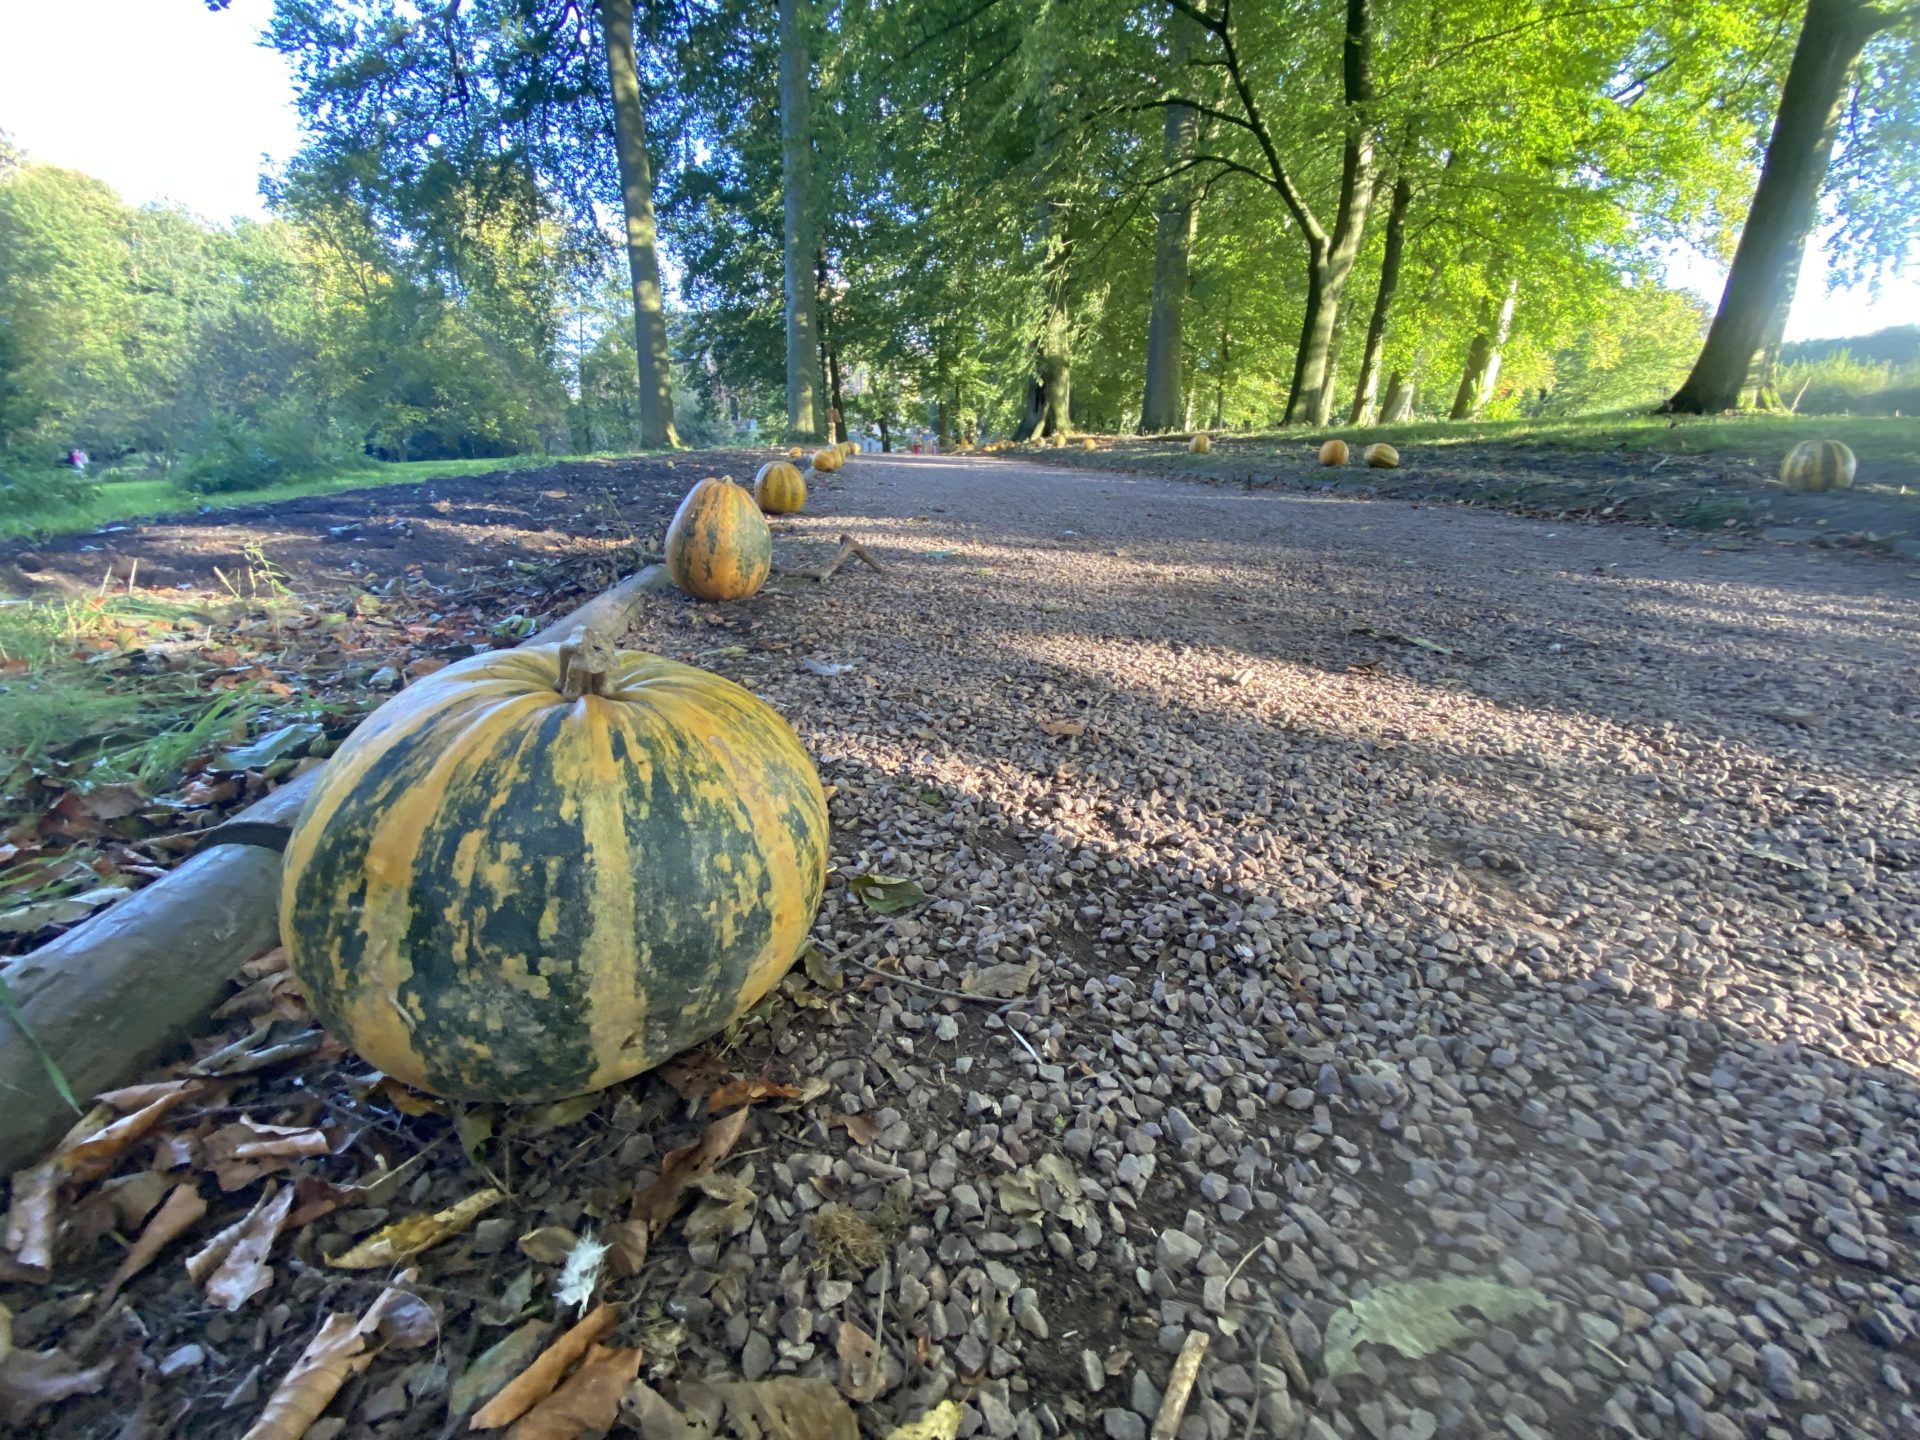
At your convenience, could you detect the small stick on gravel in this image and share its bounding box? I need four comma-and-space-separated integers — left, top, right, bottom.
1152, 1331, 1209, 1440
844, 955, 1021, 1008
1239, 1326, 1268, 1440
1265, 1315, 1312, 1397
808, 534, 886, 582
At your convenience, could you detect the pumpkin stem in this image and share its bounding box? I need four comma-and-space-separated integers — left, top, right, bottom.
557, 626, 618, 699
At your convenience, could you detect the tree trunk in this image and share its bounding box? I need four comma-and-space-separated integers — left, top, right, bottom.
877, 413, 891, 451
816, 248, 845, 440
779, 0, 822, 442
1666, 0, 1880, 415
1379, 370, 1413, 422
1212, 317, 1229, 428
1140, 11, 1202, 432
1750, 112, 1838, 409
1283, 0, 1376, 426
937, 394, 952, 450
1348, 173, 1410, 424
598, 0, 678, 448
1450, 278, 1518, 420
1013, 65, 1072, 441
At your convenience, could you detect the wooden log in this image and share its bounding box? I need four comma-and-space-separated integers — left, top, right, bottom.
0, 566, 667, 1173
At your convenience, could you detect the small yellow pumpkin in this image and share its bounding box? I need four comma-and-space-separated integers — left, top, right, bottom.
787, 446, 807, 459
1780, 439, 1855, 492
811, 448, 844, 473
1082, 437, 1097, 450
1318, 439, 1349, 466
1364, 443, 1400, 469
665, 477, 772, 601
754, 460, 807, 515
1189, 433, 1211, 454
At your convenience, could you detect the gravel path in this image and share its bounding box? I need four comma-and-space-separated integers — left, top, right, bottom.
618, 452, 1919, 1440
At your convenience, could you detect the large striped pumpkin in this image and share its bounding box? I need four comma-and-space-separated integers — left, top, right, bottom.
1189, 434, 1211, 454
1780, 439, 1854, 492
279, 632, 830, 1102
811, 448, 844, 474
665, 477, 771, 601
754, 460, 807, 515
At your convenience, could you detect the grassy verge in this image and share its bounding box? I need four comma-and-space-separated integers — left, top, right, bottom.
1300, 410, 1920, 471
1, 451, 667, 543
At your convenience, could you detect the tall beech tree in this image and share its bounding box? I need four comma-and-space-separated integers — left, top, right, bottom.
779, 0, 823, 441
1668, 0, 1917, 413
265, 0, 679, 446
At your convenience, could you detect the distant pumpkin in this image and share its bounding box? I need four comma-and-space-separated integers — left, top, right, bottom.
1082, 438, 1097, 450
1189, 434, 1211, 454
665, 477, 772, 601
787, 446, 807, 460
1318, 439, 1349, 466
811, 448, 843, 473
1364, 443, 1400, 469
1780, 439, 1854, 492
754, 460, 807, 515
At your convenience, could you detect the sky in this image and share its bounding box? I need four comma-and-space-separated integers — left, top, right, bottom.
1, 0, 1914, 345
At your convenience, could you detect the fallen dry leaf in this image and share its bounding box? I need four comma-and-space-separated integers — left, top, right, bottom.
93, 1080, 194, 1112
656, 1053, 730, 1101
203, 1120, 332, 1191
213, 968, 308, 1023
683, 1168, 758, 1244
676, 1378, 857, 1440
60, 1086, 198, 1183
0, 1345, 117, 1426
602, 1219, 648, 1278
203, 1184, 296, 1311
329, 1187, 503, 1270
706, 1078, 803, 1111
451, 1322, 549, 1419
885, 1401, 963, 1440
99, 1181, 206, 1309
470, 1302, 618, 1430
516, 1227, 579, 1265
152, 1134, 198, 1171
239, 1311, 373, 1440
240, 1271, 430, 1439
837, 1320, 885, 1401
960, 959, 1039, 999
629, 1108, 749, 1236
3, 1162, 59, 1275
503, 1343, 640, 1440
829, 1112, 880, 1147
372, 1077, 449, 1118
104, 1170, 174, 1230
1039, 717, 1087, 737
285, 1175, 356, 1230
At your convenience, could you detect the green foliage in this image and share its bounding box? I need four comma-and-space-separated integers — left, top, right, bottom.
173, 406, 353, 496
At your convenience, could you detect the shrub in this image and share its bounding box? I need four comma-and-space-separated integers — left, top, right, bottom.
173, 410, 352, 496
0, 454, 99, 536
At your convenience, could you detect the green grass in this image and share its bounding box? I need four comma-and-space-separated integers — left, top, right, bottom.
0, 593, 250, 794
1, 451, 667, 543
1299, 409, 1920, 472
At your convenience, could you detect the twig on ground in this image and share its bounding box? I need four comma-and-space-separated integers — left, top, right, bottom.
805, 534, 886, 582
1004, 1021, 1042, 1065
1265, 1311, 1312, 1396
843, 954, 1020, 1008
1153, 1330, 1209, 1440
1239, 1325, 1268, 1440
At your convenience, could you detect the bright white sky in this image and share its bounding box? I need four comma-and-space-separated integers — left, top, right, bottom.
1, 0, 1913, 343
